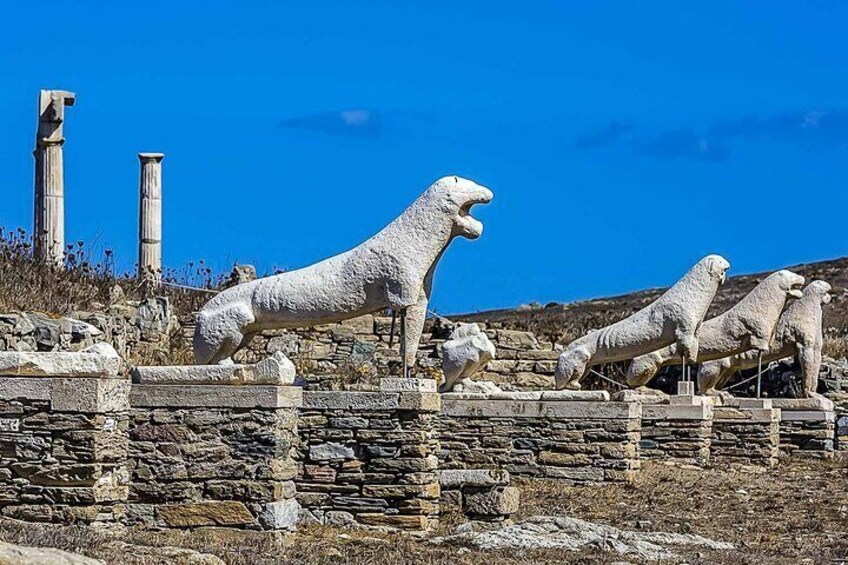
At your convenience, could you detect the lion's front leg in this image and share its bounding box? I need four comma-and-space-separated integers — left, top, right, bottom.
401, 291, 428, 376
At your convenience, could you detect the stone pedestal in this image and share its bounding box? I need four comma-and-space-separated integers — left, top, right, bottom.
33, 90, 75, 266
439, 391, 640, 484
712, 398, 780, 466
640, 396, 713, 466
296, 379, 441, 531
128, 363, 302, 530
439, 469, 518, 522
772, 398, 835, 459
0, 350, 129, 525
137, 153, 164, 284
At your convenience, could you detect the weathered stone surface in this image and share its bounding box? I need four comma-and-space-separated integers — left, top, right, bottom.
628, 270, 805, 387
432, 516, 734, 561
0, 541, 104, 565
441, 399, 639, 419
130, 384, 302, 409
771, 397, 834, 411
380, 377, 436, 392
464, 486, 520, 516
0, 344, 121, 378
441, 324, 496, 392
52, 378, 130, 412
159, 501, 255, 527
556, 255, 730, 389
132, 353, 295, 386
440, 469, 510, 488
309, 442, 355, 460
700, 280, 832, 396
259, 499, 300, 530
193, 176, 493, 368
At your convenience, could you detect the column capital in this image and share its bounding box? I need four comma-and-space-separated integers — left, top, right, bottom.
138, 152, 165, 163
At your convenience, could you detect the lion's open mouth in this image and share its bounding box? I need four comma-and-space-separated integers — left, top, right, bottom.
456, 192, 492, 238
788, 279, 805, 299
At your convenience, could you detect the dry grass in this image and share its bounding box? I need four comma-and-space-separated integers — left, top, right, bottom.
0, 460, 846, 564
0, 227, 219, 316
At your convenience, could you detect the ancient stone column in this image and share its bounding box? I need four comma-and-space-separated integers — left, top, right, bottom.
33, 90, 75, 266
137, 153, 164, 284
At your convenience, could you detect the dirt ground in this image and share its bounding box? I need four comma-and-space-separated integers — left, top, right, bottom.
0, 458, 846, 565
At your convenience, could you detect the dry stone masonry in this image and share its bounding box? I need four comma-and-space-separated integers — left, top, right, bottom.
711, 399, 780, 466
295, 379, 441, 530
438, 391, 641, 483
0, 348, 130, 525
127, 360, 302, 530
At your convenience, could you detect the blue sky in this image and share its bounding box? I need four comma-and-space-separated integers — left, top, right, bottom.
1, 1, 846, 314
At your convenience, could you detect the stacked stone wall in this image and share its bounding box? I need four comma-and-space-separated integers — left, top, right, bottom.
127, 383, 302, 530
639, 401, 712, 466
438, 393, 641, 484
0, 353, 130, 525
778, 410, 836, 458
711, 401, 780, 466
295, 386, 441, 530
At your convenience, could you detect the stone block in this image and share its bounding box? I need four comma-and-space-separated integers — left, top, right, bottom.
0, 348, 121, 378
380, 378, 436, 393
642, 403, 712, 421
159, 501, 255, 527
780, 410, 835, 422
464, 486, 520, 516
303, 392, 399, 411
132, 353, 295, 386
356, 513, 429, 530
441, 399, 639, 419
259, 499, 300, 530
771, 397, 834, 411
130, 384, 302, 409
52, 379, 130, 412
439, 469, 510, 488
309, 442, 355, 461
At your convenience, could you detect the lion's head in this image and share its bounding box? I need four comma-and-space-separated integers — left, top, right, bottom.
429, 176, 494, 239
805, 280, 832, 304
771, 270, 805, 299
699, 254, 731, 284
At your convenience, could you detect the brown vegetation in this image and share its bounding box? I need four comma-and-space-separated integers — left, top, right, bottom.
0, 459, 845, 564
0, 227, 217, 316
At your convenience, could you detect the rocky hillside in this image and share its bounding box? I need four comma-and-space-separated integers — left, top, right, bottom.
453, 257, 848, 348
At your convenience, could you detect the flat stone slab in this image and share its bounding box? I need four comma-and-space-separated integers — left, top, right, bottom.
714, 405, 779, 423
441, 399, 640, 419
130, 384, 302, 408
779, 409, 835, 423
642, 403, 712, 421
0, 377, 130, 412
613, 389, 669, 403
771, 397, 834, 411
0, 344, 121, 378
440, 469, 510, 488
722, 398, 773, 409
380, 377, 437, 392
303, 391, 441, 411
132, 352, 295, 386
441, 390, 609, 401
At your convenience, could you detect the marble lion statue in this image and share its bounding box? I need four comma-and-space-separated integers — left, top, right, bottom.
440, 323, 497, 392
554, 254, 731, 390
194, 176, 493, 365
625, 270, 805, 388
697, 280, 830, 399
